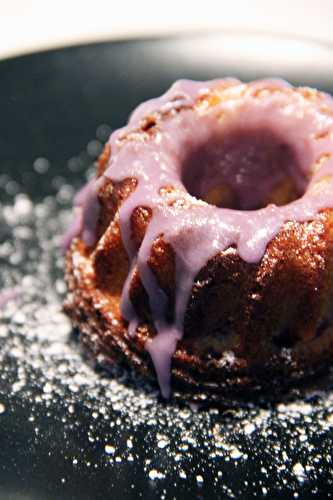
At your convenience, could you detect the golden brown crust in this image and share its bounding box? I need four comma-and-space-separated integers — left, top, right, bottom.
96, 143, 111, 177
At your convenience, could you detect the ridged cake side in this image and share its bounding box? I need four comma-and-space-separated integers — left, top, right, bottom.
64, 184, 333, 398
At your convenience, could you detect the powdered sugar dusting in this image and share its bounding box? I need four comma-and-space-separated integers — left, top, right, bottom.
0, 136, 332, 498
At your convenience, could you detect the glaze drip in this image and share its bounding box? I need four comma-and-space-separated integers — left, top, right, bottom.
67, 79, 333, 397
62, 178, 102, 251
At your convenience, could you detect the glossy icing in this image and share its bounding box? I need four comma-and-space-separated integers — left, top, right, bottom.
62, 177, 103, 250
65, 79, 333, 397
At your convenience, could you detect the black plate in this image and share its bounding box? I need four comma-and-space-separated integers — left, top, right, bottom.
1, 32, 333, 500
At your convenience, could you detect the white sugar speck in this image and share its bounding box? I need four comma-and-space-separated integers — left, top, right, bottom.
105, 445, 115, 455
148, 469, 165, 481
292, 462, 307, 482
196, 474, 204, 484
157, 438, 169, 449
43, 382, 53, 394
230, 448, 243, 460
33, 157, 50, 174
14, 194, 33, 217
243, 423, 256, 435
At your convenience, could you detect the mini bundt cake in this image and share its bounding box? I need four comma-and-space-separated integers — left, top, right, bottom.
63, 78, 333, 399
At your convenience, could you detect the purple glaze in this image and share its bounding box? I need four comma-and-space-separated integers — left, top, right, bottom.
61, 178, 102, 252
0, 287, 21, 309
67, 79, 333, 397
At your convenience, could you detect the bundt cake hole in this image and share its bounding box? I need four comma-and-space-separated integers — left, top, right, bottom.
181, 128, 307, 210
